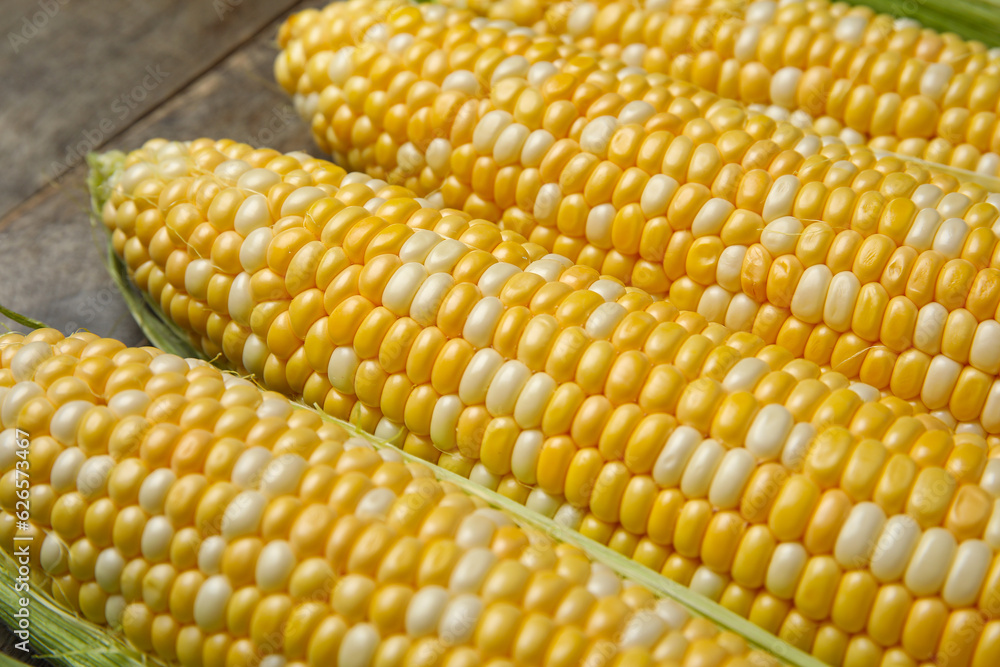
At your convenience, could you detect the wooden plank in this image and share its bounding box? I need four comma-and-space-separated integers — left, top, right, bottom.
0, 170, 149, 345
0, 0, 304, 221
0, 0, 327, 346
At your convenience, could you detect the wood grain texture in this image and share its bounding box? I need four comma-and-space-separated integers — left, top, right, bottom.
0, 168, 148, 346
0, 0, 304, 221
0, 0, 330, 659
0, 0, 327, 337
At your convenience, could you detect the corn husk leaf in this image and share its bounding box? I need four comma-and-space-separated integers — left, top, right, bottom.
845, 0, 1000, 48
0, 551, 152, 667
0, 653, 30, 667
0, 305, 48, 332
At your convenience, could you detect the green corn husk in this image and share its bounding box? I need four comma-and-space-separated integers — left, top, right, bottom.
83, 150, 823, 667
0, 306, 47, 333
845, 0, 1000, 48
0, 550, 154, 667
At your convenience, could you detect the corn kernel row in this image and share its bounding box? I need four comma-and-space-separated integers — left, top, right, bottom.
434, 0, 563, 30
538, 0, 1000, 174
277, 0, 1000, 178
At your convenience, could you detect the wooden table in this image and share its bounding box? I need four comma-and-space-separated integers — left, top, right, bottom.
0, 1, 330, 662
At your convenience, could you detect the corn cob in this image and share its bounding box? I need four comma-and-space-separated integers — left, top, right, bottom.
0, 328, 794, 667
584, 2, 1000, 166
275, 0, 1000, 431
512, 0, 1000, 174
276, 0, 1000, 179
92, 137, 1000, 666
